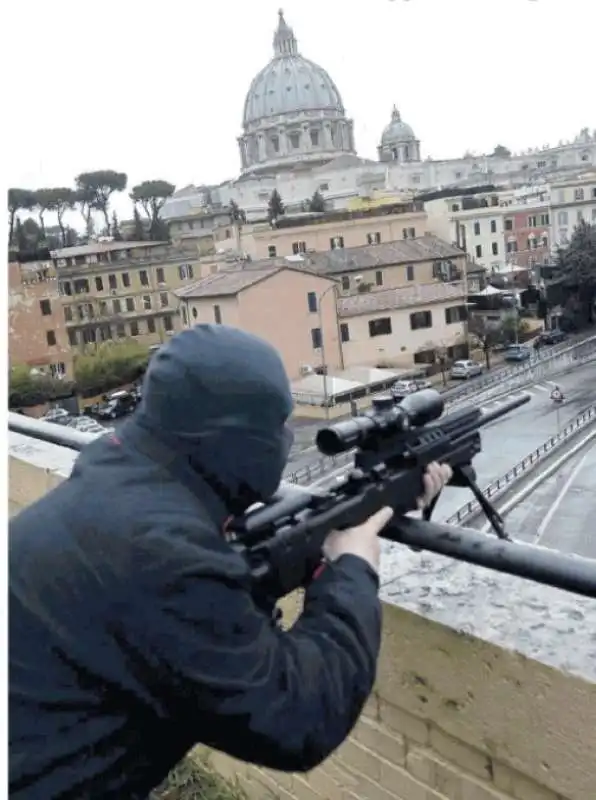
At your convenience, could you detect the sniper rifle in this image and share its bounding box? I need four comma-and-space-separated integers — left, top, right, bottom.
228, 389, 596, 602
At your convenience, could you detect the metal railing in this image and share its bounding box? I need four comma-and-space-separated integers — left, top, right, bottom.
445, 405, 596, 526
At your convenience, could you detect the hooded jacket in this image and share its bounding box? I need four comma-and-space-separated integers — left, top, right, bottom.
9, 325, 382, 800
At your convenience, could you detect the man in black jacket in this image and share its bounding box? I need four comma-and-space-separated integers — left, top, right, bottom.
9, 324, 450, 799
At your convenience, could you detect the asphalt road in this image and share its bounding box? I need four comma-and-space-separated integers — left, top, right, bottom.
502, 439, 596, 559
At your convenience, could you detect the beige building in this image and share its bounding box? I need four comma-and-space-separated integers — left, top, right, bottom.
176, 267, 342, 380
549, 170, 596, 246
338, 282, 467, 368
213, 204, 428, 260
51, 240, 209, 351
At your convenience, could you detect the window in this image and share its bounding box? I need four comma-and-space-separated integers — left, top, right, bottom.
341, 275, 350, 291
116, 324, 126, 338
142, 295, 152, 310
73, 279, 89, 294
445, 305, 466, 324
139, 270, 149, 286
289, 132, 301, 149
577, 210, 584, 223
307, 291, 318, 313
402, 227, 416, 239
574, 188, 585, 201
268, 245, 277, 258
147, 317, 156, 334
310, 130, 320, 147
475, 245, 482, 258
528, 236, 537, 250
528, 216, 537, 228
178, 264, 195, 280
490, 220, 497, 234
292, 241, 307, 254
46, 330, 57, 346
330, 236, 344, 250
82, 328, 96, 344
125, 297, 135, 312
410, 310, 432, 330
63, 306, 73, 322
540, 213, 550, 226
340, 323, 350, 343
491, 242, 499, 255
473, 222, 480, 235
95, 276, 104, 292
541, 234, 549, 247
49, 362, 66, 378
122, 272, 131, 288
67, 329, 78, 346
504, 218, 513, 231
181, 305, 188, 325
130, 321, 139, 337
319, 182, 329, 192
406, 265, 415, 282
213, 304, 222, 324
99, 301, 108, 316
367, 232, 381, 245
39, 299, 51, 316
163, 315, 174, 332
311, 327, 322, 349
192, 307, 198, 319
375, 270, 383, 287
59, 281, 72, 296
558, 211, 568, 226
98, 325, 111, 342
160, 292, 169, 308
368, 317, 392, 337
108, 274, 117, 290
156, 267, 165, 284
506, 241, 518, 253
113, 298, 122, 313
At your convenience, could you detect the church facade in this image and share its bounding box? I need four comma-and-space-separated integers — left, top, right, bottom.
162, 11, 596, 225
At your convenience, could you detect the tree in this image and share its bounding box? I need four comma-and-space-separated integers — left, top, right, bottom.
308, 190, 326, 213
491, 144, 511, 158
130, 180, 175, 240
74, 340, 150, 396
76, 170, 128, 235
228, 199, 246, 224
75, 183, 99, 238
467, 314, 502, 369
47, 188, 77, 246
8, 188, 36, 246
111, 211, 123, 241
14, 217, 44, 253
132, 206, 145, 240
267, 189, 285, 222
556, 220, 596, 325
33, 188, 62, 241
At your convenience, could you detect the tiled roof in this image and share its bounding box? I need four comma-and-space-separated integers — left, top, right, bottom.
305, 234, 464, 275
175, 267, 281, 298
338, 281, 466, 317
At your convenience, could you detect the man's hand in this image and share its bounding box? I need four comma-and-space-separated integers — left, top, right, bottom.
323, 462, 452, 574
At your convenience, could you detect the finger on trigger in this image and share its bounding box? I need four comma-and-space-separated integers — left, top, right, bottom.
369, 506, 394, 531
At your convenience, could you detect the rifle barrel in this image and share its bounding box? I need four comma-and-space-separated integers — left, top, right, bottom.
382, 516, 596, 599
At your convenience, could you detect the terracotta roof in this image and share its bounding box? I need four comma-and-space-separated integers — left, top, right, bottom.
338, 281, 466, 317
305, 234, 464, 275
175, 267, 281, 298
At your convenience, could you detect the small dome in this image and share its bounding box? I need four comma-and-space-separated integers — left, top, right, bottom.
381, 105, 416, 145
242, 10, 345, 128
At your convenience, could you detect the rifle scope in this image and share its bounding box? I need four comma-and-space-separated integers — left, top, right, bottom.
316, 389, 444, 456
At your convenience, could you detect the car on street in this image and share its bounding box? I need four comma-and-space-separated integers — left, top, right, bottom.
504, 344, 532, 363
534, 329, 567, 348
390, 378, 432, 400
87, 390, 138, 421
449, 360, 483, 380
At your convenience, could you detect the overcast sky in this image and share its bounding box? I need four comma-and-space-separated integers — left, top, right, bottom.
5, 0, 593, 222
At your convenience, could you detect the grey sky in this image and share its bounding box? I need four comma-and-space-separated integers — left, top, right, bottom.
5, 0, 592, 221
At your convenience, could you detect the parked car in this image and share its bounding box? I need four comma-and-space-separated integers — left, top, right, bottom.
534, 329, 567, 348
504, 344, 532, 363
391, 378, 432, 400
89, 390, 138, 421
449, 360, 483, 380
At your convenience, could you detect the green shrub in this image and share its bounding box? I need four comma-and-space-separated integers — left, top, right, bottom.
9, 364, 75, 408
150, 756, 247, 800
74, 340, 151, 397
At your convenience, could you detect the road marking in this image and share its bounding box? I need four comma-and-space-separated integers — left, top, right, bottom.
533, 449, 590, 545
534, 384, 550, 392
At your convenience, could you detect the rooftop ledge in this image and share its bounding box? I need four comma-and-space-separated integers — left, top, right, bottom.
9, 432, 596, 800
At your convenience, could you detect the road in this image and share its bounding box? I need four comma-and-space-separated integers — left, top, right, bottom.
310, 361, 596, 504
501, 439, 596, 559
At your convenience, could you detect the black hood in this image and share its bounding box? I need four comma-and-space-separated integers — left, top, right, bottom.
123, 325, 294, 514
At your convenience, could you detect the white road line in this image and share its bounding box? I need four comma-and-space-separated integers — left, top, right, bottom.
534, 384, 550, 392
533, 450, 590, 545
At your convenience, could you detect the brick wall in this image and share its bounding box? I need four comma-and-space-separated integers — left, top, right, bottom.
9, 444, 595, 800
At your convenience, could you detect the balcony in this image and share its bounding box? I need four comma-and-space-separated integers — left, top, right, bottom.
8, 424, 596, 800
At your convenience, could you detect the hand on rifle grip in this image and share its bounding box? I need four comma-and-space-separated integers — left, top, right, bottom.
416, 462, 453, 511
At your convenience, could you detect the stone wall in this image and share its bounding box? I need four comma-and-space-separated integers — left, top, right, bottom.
9, 433, 596, 800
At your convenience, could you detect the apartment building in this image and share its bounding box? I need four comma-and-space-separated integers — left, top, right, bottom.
51, 240, 204, 350
550, 171, 596, 247
337, 282, 467, 369
303, 234, 467, 295
9, 257, 73, 378
212, 203, 428, 259
176, 267, 341, 380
